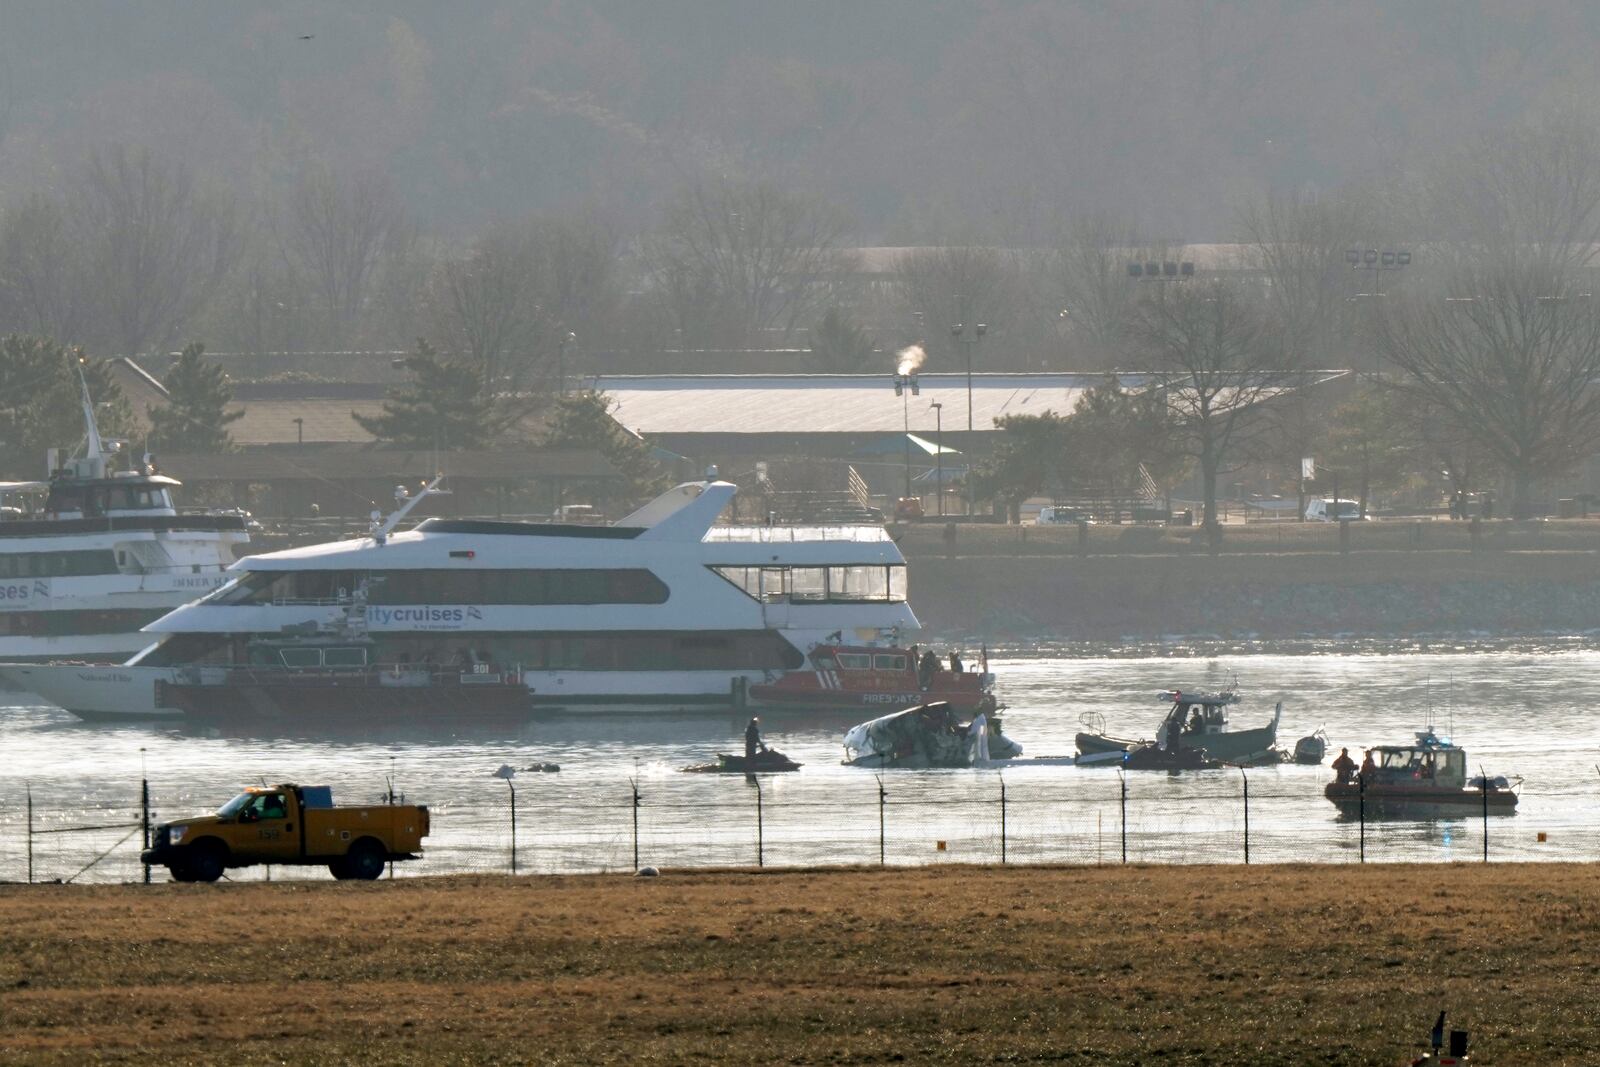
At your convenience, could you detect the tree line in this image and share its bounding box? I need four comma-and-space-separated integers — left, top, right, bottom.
9, 110, 1600, 520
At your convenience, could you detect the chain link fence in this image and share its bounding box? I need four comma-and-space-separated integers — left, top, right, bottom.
6, 769, 1595, 884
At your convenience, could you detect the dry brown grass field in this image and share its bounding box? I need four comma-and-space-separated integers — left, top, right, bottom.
2, 864, 1597, 1065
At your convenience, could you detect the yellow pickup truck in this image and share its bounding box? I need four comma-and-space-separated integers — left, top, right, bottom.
141, 783, 429, 883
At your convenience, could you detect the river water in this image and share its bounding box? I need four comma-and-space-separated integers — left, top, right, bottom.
4, 646, 1599, 882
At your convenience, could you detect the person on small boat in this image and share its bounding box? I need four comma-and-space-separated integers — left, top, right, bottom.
745, 717, 767, 759
1359, 749, 1375, 781
918, 649, 940, 689
1331, 747, 1357, 784
949, 651, 964, 673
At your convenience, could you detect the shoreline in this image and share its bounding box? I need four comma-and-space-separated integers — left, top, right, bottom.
3, 864, 1594, 1064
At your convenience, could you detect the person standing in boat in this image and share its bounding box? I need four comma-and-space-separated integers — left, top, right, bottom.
1331, 747, 1357, 784
918, 649, 940, 690
1359, 748, 1376, 782
745, 717, 767, 759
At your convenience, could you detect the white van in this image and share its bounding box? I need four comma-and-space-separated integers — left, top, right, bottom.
1035, 505, 1089, 525
1304, 498, 1363, 522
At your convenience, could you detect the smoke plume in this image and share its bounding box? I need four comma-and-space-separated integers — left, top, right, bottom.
895, 343, 926, 377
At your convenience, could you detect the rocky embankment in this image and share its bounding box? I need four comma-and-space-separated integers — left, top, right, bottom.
905, 547, 1600, 641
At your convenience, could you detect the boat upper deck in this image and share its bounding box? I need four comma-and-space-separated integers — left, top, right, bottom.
703, 525, 892, 544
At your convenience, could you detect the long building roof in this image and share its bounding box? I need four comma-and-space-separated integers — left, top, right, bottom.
589, 372, 1347, 436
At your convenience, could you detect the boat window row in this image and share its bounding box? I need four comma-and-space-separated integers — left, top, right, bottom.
0, 607, 165, 636
207, 568, 669, 607
710, 565, 907, 603
0, 549, 119, 579
45, 485, 173, 515
828, 652, 909, 671
144, 630, 803, 672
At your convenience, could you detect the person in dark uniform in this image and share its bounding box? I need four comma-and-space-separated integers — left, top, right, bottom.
745, 717, 767, 758
1331, 747, 1357, 784
918, 649, 940, 689
949, 651, 964, 673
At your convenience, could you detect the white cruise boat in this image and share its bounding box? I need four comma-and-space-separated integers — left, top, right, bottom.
2, 476, 963, 722
0, 380, 248, 670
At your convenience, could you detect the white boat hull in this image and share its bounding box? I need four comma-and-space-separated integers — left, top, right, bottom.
0, 663, 179, 720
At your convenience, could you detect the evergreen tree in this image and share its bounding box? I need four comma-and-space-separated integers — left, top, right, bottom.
146, 343, 243, 453
353, 340, 512, 450
968, 411, 1074, 521
0, 334, 131, 478
541, 390, 665, 506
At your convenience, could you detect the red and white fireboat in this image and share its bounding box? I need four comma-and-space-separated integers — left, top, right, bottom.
748, 643, 998, 715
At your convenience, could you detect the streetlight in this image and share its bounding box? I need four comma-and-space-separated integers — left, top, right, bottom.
930, 401, 944, 516
950, 322, 986, 431
1345, 247, 1412, 376
893, 370, 920, 501
492, 764, 517, 875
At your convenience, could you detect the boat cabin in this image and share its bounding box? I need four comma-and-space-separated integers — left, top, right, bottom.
1368, 730, 1468, 789
1160, 690, 1239, 736
44, 475, 180, 520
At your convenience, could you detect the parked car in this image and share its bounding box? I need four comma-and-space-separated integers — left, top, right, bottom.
893, 497, 925, 521
1035, 505, 1090, 525
1304, 498, 1364, 522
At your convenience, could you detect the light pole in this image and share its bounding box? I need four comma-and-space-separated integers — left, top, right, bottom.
1346, 247, 1411, 377
493, 764, 517, 875
893, 370, 920, 501
930, 401, 944, 516
950, 322, 986, 432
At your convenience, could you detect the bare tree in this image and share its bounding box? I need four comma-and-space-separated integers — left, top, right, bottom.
1373, 265, 1600, 517
71, 144, 238, 357
644, 177, 853, 349
430, 213, 622, 391
282, 165, 411, 344
1374, 113, 1600, 518
1128, 280, 1292, 532
1236, 191, 1374, 367
891, 246, 1017, 372
0, 192, 84, 342
433, 225, 548, 391
1047, 215, 1146, 369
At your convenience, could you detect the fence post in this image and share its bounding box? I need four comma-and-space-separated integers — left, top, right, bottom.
507, 779, 517, 875
141, 764, 151, 886
999, 773, 1007, 865
1240, 767, 1250, 865
1480, 770, 1489, 863
631, 778, 641, 871
1358, 773, 1366, 863
877, 775, 886, 867
754, 777, 764, 868
26, 783, 33, 885
1118, 770, 1128, 864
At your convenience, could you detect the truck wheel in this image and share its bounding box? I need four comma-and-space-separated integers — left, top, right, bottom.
188, 842, 226, 883
328, 859, 351, 880
344, 839, 386, 881
168, 864, 197, 883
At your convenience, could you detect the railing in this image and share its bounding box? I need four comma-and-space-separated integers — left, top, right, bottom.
704, 525, 892, 543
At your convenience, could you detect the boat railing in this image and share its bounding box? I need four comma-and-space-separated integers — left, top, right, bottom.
175, 665, 508, 688
704, 525, 891, 543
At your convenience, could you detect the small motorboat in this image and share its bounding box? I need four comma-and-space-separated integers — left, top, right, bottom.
1325, 728, 1518, 819
683, 749, 803, 774
1292, 729, 1328, 765
1076, 689, 1283, 765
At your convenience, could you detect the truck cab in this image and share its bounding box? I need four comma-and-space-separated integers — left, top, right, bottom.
142, 783, 429, 883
